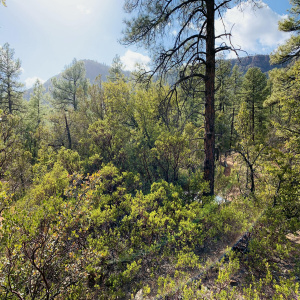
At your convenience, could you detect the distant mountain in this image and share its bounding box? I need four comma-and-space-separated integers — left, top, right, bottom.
83, 59, 131, 82
24, 55, 282, 100
24, 59, 130, 100
229, 54, 282, 74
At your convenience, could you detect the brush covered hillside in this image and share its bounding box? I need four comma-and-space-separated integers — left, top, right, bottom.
1, 53, 299, 299
1, 1, 300, 299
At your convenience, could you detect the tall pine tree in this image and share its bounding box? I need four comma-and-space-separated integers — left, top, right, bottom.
0, 43, 24, 114
122, 0, 249, 195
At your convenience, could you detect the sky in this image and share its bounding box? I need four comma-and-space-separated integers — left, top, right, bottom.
0, 0, 292, 88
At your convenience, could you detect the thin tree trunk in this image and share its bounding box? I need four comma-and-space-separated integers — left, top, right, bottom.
73, 93, 77, 111
204, 0, 216, 196
230, 107, 235, 148
8, 84, 12, 114
249, 164, 255, 193
252, 93, 255, 142
64, 112, 72, 149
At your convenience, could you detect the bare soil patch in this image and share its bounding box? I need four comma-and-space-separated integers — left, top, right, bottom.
287, 231, 300, 244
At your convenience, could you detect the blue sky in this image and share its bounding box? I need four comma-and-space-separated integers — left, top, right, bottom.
0, 0, 292, 88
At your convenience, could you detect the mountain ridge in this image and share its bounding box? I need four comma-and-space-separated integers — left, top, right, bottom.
229, 54, 283, 74
24, 59, 130, 100
23, 55, 281, 100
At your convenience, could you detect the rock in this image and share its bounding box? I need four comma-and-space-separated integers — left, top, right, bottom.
135, 289, 143, 300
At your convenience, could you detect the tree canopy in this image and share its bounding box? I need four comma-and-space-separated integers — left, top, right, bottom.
271, 0, 300, 64
0, 3, 299, 299
122, 0, 246, 196
0, 43, 24, 114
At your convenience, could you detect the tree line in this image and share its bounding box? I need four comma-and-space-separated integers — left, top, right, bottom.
1, 45, 271, 196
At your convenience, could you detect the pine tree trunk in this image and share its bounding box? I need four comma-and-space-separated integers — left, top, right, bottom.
204, 0, 216, 196
64, 113, 72, 149
252, 93, 255, 142
73, 93, 77, 111
230, 107, 235, 148
8, 85, 12, 114
249, 164, 255, 193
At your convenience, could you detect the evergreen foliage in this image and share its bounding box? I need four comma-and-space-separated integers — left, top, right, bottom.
0, 4, 299, 298
0, 43, 24, 114
271, 0, 300, 64
51, 59, 88, 111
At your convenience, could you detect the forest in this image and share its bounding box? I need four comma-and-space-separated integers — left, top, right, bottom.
0, 0, 299, 299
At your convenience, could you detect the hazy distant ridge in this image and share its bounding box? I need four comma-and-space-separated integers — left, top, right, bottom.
229, 54, 281, 74
24, 55, 279, 100
24, 59, 130, 100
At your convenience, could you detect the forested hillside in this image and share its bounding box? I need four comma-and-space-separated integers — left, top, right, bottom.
229, 54, 282, 74
23, 59, 131, 100
0, 0, 299, 299
24, 55, 275, 102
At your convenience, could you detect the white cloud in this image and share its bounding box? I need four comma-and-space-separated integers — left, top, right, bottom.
120, 50, 151, 71
215, 0, 291, 57
25, 77, 45, 89
77, 4, 92, 15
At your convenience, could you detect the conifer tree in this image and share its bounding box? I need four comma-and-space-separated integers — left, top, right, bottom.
241, 67, 268, 143
215, 59, 232, 155
28, 80, 46, 128
51, 59, 88, 111
0, 43, 24, 114
107, 55, 126, 82
229, 65, 243, 148
51, 59, 88, 149
122, 0, 246, 196
271, 0, 300, 64
24, 80, 48, 158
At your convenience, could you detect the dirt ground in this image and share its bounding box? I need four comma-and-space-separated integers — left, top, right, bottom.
287, 231, 300, 244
